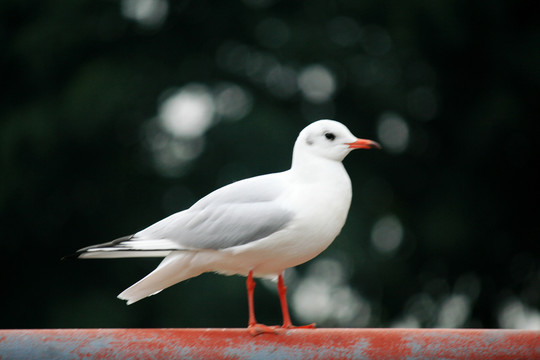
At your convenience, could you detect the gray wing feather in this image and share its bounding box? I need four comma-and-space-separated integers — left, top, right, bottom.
182, 202, 292, 249
136, 173, 293, 249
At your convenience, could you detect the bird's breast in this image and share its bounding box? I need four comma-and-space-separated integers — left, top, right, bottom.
289, 178, 351, 235
273, 171, 353, 258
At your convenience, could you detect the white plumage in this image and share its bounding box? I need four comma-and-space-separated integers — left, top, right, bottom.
71, 120, 380, 324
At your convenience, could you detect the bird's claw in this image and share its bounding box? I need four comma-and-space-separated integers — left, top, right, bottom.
282, 322, 316, 330
248, 323, 279, 336
248, 322, 316, 336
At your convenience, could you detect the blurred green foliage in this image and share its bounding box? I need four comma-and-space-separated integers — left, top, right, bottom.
1, 0, 538, 329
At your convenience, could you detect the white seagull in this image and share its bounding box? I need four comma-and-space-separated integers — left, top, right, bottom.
69, 119, 380, 334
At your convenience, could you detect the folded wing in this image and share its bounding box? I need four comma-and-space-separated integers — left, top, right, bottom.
72, 173, 293, 259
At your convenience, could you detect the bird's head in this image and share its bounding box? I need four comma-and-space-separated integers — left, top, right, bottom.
294, 119, 380, 163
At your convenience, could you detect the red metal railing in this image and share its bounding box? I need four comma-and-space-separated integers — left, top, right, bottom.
0, 328, 538, 359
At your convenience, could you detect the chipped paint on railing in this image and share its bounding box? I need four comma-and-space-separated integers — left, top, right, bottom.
0, 328, 538, 359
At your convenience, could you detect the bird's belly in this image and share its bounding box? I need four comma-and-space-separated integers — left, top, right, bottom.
215, 231, 332, 278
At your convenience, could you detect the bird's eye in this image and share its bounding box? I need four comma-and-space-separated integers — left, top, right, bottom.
324, 132, 336, 141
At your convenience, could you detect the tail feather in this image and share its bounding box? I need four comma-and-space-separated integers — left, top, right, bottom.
117, 252, 206, 305
65, 236, 214, 305
64, 235, 184, 260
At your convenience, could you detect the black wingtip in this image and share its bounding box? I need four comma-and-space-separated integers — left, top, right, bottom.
60, 234, 135, 261
60, 252, 81, 261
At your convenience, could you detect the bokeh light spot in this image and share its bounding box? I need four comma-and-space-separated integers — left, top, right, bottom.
498, 299, 540, 330
298, 65, 336, 103
121, 0, 168, 28
371, 214, 403, 254
292, 258, 371, 327
158, 84, 215, 139
214, 83, 253, 121
265, 65, 298, 99
146, 82, 251, 177
436, 294, 471, 328
377, 112, 409, 154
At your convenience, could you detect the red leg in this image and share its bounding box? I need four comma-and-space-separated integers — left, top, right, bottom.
247, 270, 257, 327
246, 270, 277, 336
277, 273, 293, 328
278, 272, 316, 329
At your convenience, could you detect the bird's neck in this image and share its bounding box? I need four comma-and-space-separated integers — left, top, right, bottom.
290, 151, 348, 183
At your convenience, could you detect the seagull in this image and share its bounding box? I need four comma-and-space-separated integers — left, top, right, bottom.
68, 119, 380, 335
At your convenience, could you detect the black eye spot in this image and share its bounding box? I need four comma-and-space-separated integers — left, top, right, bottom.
324, 132, 336, 141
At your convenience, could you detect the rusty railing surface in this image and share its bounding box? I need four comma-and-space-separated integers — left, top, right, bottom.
0, 328, 539, 359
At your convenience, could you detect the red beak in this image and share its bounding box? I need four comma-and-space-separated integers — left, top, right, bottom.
346, 139, 381, 149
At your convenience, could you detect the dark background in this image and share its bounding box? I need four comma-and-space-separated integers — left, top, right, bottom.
1, 0, 538, 329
